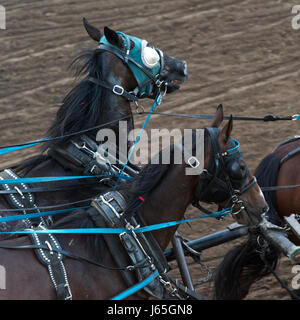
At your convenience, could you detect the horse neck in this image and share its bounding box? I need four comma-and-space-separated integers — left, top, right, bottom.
96, 53, 135, 140
139, 164, 198, 250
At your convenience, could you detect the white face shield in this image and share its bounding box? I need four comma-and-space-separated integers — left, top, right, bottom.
141, 40, 160, 69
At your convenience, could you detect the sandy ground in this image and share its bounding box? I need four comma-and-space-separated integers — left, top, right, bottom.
1, 0, 300, 299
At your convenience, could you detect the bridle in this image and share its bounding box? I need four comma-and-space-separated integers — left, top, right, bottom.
87, 31, 167, 104
191, 127, 257, 218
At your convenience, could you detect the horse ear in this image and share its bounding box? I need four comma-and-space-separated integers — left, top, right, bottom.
83, 18, 102, 42
104, 26, 123, 48
219, 115, 233, 145
211, 104, 224, 128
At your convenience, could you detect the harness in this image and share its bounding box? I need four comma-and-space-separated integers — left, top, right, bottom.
29, 224, 72, 300
0, 169, 51, 229
192, 127, 257, 218
0, 170, 72, 300
49, 134, 140, 185
260, 135, 300, 192
90, 191, 170, 299
277, 135, 300, 165
88, 190, 205, 300
88, 31, 166, 104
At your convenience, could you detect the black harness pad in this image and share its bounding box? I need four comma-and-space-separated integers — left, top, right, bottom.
90, 191, 169, 299
29, 225, 72, 300
0, 169, 45, 227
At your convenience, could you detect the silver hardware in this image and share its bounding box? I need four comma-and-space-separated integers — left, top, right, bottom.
14, 186, 25, 199
158, 276, 178, 295
100, 194, 121, 218
292, 114, 299, 121
231, 199, 245, 215
155, 79, 163, 87
112, 85, 125, 96
162, 82, 168, 96
72, 141, 96, 159
45, 240, 54, 255
64, 284, 72, 300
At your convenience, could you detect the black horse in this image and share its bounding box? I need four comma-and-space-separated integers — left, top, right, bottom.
0, 19, 188, 234
0, 106, 268, 300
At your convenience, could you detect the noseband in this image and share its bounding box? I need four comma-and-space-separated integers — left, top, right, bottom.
192, 127, 257, 216
88, 31, 166, 103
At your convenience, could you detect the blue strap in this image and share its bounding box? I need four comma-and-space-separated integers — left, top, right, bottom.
0, 142, 40, 156
114, 92, 162, 187
0, 138, 49, 156
0, 207, 232, 233
110, 270, 159, 300
0, 174, 132, 185
226, 138, 240, 153
0, 206, 90, 223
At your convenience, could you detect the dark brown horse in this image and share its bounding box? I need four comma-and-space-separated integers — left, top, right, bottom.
0, 106, 267, 300
214, 136, 300, 300
0, 19, 187, 234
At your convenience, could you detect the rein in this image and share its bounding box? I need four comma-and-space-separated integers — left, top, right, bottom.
0, 243, 149, 272
1, 110, 299, 156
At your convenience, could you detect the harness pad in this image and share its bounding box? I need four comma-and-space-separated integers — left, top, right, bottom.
90, 191, 168, 299
29, 224, 72, 300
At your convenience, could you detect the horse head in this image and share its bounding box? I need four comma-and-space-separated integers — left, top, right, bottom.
83, 18, 188, 99
194, 104, 268, 226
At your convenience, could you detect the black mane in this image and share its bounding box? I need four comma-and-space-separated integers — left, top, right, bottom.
14, 48, 106, 174
42, 49, 105, 151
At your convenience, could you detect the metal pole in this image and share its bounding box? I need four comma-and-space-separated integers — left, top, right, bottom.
171, 231, 194, 290
165, 223, 248, 262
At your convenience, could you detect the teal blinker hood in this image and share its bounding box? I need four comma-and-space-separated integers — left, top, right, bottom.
99, 32, 163, 99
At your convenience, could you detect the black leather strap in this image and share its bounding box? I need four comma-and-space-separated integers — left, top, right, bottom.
87, 76, 138, 102
280, 146, 300, 165
29, 225, 72, 300
0, 181, 100, 195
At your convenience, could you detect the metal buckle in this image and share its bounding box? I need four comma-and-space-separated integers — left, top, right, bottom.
64, 284, 72, 300
158, 276, 178, 296
90, 165, 97, 174
72, 141, 96, 159
113, 85, 125, 96
231, 199, 245, 215
162, 82, 168, 96
292, 114, 299, 121
14, 186, 25, 199
134, 100, 145, 114
155, 79, 163, 88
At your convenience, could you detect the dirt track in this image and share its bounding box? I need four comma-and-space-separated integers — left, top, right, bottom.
1, 0, 300, 299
